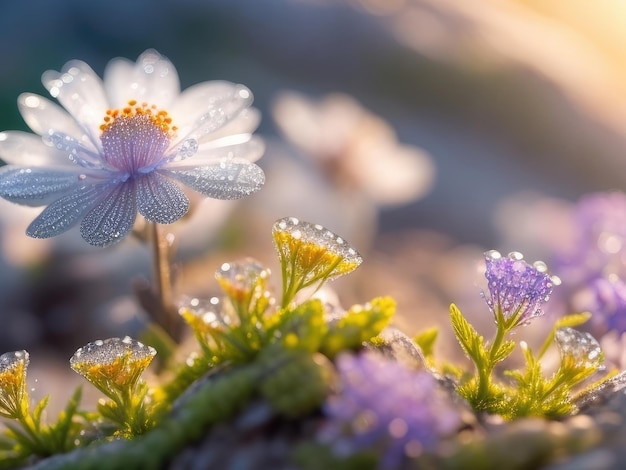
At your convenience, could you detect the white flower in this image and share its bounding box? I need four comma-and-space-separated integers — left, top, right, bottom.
272, 91, 434, 206
0, 49, 265, 247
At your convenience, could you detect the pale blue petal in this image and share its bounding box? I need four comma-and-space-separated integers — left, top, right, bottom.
27, 183, 111, 239
164, 159, 265, 200
136, 173, 189, 224
80, 182, 137, 247
41, 131, 105, 170
0, 166, 82, 206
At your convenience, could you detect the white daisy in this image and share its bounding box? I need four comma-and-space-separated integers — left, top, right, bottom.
0, 49, 265, 247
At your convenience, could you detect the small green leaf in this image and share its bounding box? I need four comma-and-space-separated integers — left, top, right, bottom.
491, 340, 515, 365
555, 312, 592, 329
449, 303, 487, 364
51, 386, 83, 451
32, 395, 50, 430
2, 422, 33, 450
414, 327, 438, 358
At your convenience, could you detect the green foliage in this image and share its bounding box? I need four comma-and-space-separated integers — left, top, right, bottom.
320, 297, 395, 358
0, 218, 393, 467
269, 299, 328, 353
0, 387, 92, 465
258, 348, 335, 417
450, 304, 488, 366
414, 327, 438, 359
448, 304, 607, 419
96, 380, 154, 437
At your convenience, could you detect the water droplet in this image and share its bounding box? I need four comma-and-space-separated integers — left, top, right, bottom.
70, 336, 155, 369
176, 138, 198, 159
555, 327, 603, 369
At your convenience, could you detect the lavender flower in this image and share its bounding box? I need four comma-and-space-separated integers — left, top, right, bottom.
321, 352, 459, 469
578, 277, 626, 334
551, 193, 626, 334
482, 250, 556, 328
0, 49, 265, 247
568, 192, 626, 279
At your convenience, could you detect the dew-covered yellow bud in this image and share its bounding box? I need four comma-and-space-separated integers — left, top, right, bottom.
0, 350, 29, 419
215, 258, 273, 318
179, 296, 235, 350
70, 337, 156, 399
272, 217, 362, 306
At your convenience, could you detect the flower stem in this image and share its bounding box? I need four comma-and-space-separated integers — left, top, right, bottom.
149, 222, 180, 340
475, 313, 507, 408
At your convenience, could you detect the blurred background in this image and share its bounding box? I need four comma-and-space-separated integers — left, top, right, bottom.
2, 0, 626, 401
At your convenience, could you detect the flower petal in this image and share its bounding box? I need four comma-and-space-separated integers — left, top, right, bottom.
0, 131, 76, 168
165, 159, 265, 200
0, 166, 82, 206
103, 49, 180, 108
80, 182, 137, 247
18, 93, 86, 141
168, 135, 265, 166
26, 183, 111, 239
136, 173, 189, 224
197, 108, 261, 144
171, 82, 253, 141
170, 82, 247, 127
101, 57, 134, 108
42, 131, 106, 170
41, 60, 108, 150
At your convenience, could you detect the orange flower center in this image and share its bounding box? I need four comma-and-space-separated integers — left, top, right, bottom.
100, 100, 177, 135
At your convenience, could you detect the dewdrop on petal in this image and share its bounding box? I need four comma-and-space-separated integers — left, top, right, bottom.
70, 337, 156, 398
0, 350, 29, 419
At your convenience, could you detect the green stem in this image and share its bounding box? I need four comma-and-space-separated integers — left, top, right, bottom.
281, 263, 302, 309
475, 312, 508, 407
488, 317, 507, 365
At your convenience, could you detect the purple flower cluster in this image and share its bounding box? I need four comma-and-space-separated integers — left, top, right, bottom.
482, 250, 555, 327
552, 193, 626, 335
321, 352, 459, 469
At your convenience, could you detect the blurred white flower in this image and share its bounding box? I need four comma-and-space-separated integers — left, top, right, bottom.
272, 91, 434, 207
